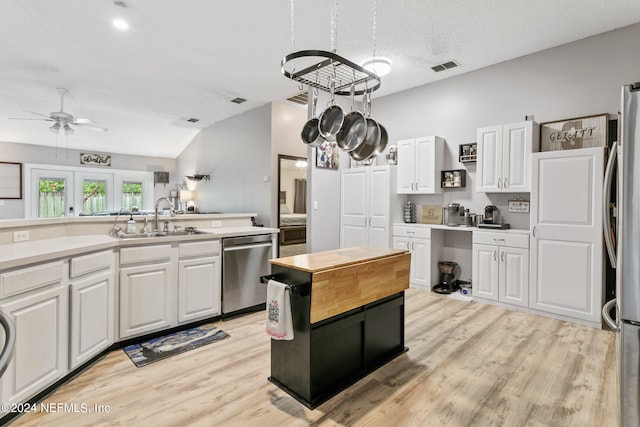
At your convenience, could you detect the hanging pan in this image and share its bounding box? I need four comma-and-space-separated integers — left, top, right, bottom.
300, 88, 324, 147
318, 77, 344, 141
349, 92, 380, 161
336, 84, 366, 152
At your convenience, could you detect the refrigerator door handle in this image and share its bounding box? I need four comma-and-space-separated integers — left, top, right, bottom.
602, 298, 621, 332
603, 141, 618, 268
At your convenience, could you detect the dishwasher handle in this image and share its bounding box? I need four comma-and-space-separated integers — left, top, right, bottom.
223, 242, 273, 252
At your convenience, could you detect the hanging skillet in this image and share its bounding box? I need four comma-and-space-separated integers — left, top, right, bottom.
318, 77, 344, 141
349, 92, 380, 161
300, 88, 325, 147
336, 84, 366, 152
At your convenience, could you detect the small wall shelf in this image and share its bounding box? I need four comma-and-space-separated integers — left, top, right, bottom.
459, 143, 477, 163
441, 169, 466, 188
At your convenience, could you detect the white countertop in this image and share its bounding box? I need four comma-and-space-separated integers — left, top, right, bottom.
0, 226, 279, 270
393, 222, 530, 235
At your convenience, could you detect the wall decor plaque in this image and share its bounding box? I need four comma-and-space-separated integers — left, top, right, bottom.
80, 153, 112, 166
540, 114, 608, 152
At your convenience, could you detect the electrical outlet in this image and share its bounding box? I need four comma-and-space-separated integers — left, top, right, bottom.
211, 220, 222, 227
13, 230, 29, 242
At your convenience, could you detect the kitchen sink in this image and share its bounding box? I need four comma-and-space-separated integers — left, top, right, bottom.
115, 230, 210, 239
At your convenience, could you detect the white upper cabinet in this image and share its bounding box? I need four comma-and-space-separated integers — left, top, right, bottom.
476, 121, 538, 193
397, 136, 444, 194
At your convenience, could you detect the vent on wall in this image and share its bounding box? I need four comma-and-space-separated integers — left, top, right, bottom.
286, 92, 308, 105
230, 97, 247, 104
431, 60, 460, 72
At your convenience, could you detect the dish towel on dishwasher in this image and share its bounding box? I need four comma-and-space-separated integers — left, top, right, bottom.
266, 280, 294, 340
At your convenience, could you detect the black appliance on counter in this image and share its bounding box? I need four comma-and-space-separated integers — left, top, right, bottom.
432, 261, 460, 294
483, 205, 499, 224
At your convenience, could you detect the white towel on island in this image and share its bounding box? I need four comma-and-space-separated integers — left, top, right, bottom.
266, 280, 294, 340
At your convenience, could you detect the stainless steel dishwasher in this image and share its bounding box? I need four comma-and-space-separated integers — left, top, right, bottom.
222, 234, 273, 314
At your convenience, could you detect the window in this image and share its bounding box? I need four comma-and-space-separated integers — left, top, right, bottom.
25, 164, 154, 218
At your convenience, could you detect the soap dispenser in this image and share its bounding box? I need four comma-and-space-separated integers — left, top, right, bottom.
126, 215, 136, 234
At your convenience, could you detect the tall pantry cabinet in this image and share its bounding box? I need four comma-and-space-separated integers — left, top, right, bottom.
340, 165, 404, 249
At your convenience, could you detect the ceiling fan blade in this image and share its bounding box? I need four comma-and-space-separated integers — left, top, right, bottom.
22, 110, 52, 118
73, 117, 95, 124
71, 122, 108, 132
9, 117, 54, 121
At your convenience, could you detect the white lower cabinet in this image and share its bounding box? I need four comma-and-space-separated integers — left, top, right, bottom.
178, 240, 221, 324
69, 250, 115, 369
119, 244, 174, 339
0, 261, 68, 404
392, 225, 442, 290
472, 232, 529, 308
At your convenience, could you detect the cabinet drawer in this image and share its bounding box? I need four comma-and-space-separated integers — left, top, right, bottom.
178, 240, 220, 258
473, 231, 529, 249
392, 225, 431, 239
120, 244, 172, 265
0, 260, 65, 299
70, 250, 114, 278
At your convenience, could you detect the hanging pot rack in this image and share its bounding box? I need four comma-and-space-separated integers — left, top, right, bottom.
281, 50, 381, 96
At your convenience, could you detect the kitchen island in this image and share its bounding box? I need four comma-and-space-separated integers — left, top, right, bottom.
266, 246, 411, 409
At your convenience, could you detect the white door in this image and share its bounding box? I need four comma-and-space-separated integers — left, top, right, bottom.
178, 256, 220, 324
119, 262, 173, 338
415, 137, 436, 193
396, 139, 416, 193
69, 270, 114, 369
530, 147, 604, 323
499, 247, 529, 308
341, 168, 369, 247
472, 244, 499, 301
476, 125, 502, 192
0, 285, 68, 404
502, 121, 532, 192
368, 166, 390, 248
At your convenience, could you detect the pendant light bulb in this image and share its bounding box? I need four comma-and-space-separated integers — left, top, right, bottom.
64, 124, 74, 135
50, 122, 61, 133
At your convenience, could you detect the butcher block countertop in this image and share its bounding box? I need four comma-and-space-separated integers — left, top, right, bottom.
269, 246, 408, 273
270, 246, 411, 323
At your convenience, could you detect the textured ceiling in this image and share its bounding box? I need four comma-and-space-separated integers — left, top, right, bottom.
1, 0, 639, 158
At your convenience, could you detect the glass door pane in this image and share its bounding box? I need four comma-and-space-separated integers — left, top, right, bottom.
82, 179, 107, 215
38, 178, 67, 218
121, 181, 143, 212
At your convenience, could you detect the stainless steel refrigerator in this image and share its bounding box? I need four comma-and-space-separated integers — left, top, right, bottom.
602, 82, 640, 426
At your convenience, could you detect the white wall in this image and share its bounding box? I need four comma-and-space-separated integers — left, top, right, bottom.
368, 23, 640, 230
176, 104, 273, 225
0, 141, 175, 219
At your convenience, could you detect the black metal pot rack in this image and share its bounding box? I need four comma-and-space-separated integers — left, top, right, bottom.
281, 50, 381, 96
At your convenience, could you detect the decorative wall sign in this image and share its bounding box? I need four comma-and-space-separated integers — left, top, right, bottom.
80, 153, 112, 166
540, 114, 608, 152
316, 140, 339, 169
0, 162, 22, 199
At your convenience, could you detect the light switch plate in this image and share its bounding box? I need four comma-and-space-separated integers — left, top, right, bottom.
508, 200, 530, 213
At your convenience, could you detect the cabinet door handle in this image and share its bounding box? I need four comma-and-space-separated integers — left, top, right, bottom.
407, 231, 415, 236
411, 241, 415, 251
504, 177, 509, 188
406, 241, 410, 251
494, 250, 497, 261
501, 251, 505, 262
498, 178, 502, 189
493, 238, 505, 243
532, 225, 539, 239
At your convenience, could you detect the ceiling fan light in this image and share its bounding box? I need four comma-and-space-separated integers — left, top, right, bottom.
361, 56, 392, 77
64, 124, 74, 135
49, 122, 60, 133
112, 18, 129, 31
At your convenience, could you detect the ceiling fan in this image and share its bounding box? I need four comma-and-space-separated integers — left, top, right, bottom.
10, 88, 108, 135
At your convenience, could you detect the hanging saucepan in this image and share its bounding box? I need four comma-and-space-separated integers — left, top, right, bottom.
349, 92, 381, 161
336, 84, 366, 152
318, 77, 344, 142
371, 122, 388, 157
300, 88, 324, 147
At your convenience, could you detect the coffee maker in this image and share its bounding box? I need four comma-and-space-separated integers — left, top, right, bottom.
483, 205, 499, 224
432, 261, 459, 294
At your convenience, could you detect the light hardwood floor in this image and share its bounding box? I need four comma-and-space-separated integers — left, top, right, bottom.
11, 289, 618, 426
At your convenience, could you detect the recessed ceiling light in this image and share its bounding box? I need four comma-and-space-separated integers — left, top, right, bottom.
361, 56, 392, 77
112, 18, 129, 31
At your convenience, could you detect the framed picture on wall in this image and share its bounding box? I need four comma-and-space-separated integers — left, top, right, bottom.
539, 113, 608, 152
316, 140, 339, 169
0, 162, 22, 199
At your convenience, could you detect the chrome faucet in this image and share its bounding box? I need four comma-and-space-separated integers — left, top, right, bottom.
154, 197, 175, 232
109, 207, 130, 237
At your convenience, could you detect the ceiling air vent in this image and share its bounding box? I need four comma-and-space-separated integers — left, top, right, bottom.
431, 60, 460, 72
186, 117, 200, 123
287, 92, 308, 105
230, 97, 247, 104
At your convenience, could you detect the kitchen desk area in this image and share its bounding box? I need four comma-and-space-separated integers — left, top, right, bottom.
266, 246, 410, 409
